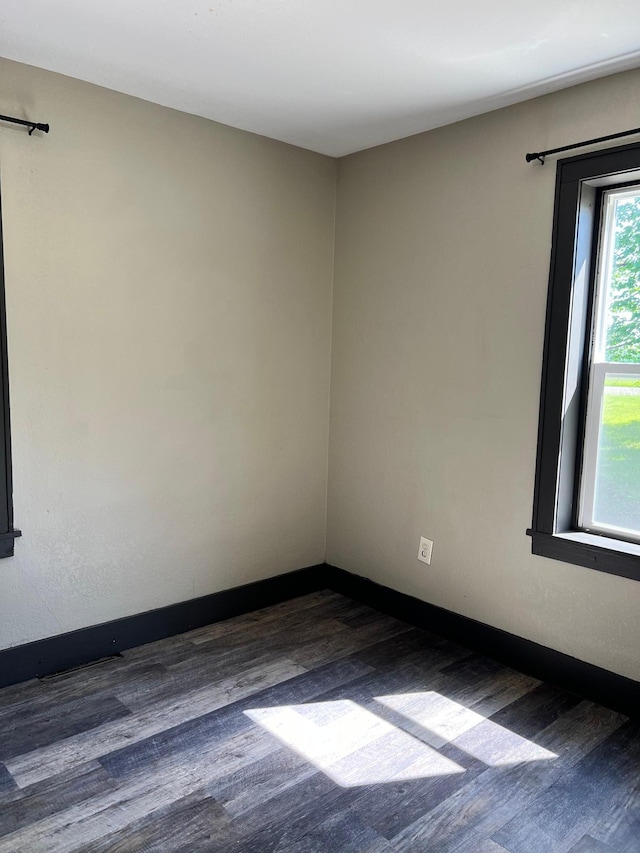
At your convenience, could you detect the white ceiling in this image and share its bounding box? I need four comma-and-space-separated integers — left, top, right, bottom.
1, 1, 640, 157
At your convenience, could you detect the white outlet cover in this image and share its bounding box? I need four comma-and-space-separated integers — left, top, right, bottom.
418, 536, 433, 565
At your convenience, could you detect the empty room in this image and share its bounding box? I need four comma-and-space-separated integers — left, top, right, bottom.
0, 2, 639, 851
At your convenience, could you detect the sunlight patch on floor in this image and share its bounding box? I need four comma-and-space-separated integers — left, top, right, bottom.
245, 690, 557, 787
244, 700, 465, 787
376, 692, 557, 766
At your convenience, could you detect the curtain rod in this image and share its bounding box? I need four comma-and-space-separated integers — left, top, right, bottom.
526, 126, 640, 164
0, 113, 49, 136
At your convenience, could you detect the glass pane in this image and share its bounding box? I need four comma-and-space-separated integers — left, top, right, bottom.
592, 374, 640, 534
602, 191, 640, 364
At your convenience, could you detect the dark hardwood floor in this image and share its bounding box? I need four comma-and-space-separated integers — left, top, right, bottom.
0, 590, 637, 852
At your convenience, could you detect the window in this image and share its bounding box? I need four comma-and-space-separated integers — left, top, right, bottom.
579, 186, 640, 541
529, 142, 640, 581
0, 182, 20, 557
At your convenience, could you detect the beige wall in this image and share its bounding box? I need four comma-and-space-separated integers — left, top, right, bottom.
0, 58, 336, 648
1, 56, 639, 681
327, 69, 640, 680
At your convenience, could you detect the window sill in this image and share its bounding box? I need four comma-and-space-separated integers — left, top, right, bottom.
0, 528, 21, 558
527, 529, 640, 581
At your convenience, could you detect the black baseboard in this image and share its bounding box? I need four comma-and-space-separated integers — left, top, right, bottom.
0, 565, 324, 688
2, 561, 637, 717
325, 565, 639, 718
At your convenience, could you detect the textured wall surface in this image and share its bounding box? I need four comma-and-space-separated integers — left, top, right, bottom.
327, 69, 640, 680
2, 55, 639, 681
0, 58, 336, 648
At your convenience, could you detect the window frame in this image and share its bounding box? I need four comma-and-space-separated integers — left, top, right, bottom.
528, 141, 640, 582
0, 182, 20, 557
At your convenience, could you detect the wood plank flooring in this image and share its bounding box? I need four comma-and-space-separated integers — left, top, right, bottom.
0, 590, 637, 852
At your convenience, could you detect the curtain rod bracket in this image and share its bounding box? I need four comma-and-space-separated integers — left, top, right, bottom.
0, 114, 50, 135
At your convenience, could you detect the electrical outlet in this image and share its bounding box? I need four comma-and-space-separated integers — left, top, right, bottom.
418, 536, 433, 565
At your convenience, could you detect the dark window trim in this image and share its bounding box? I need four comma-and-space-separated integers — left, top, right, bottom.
0, 181, 20, 557
529, 141, 640, 581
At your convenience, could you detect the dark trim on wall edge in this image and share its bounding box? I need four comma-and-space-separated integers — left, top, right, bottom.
528, 530, 640, 581
0, 565, 324, 688
325, 565, 638, 718
1, 562, 637, 717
